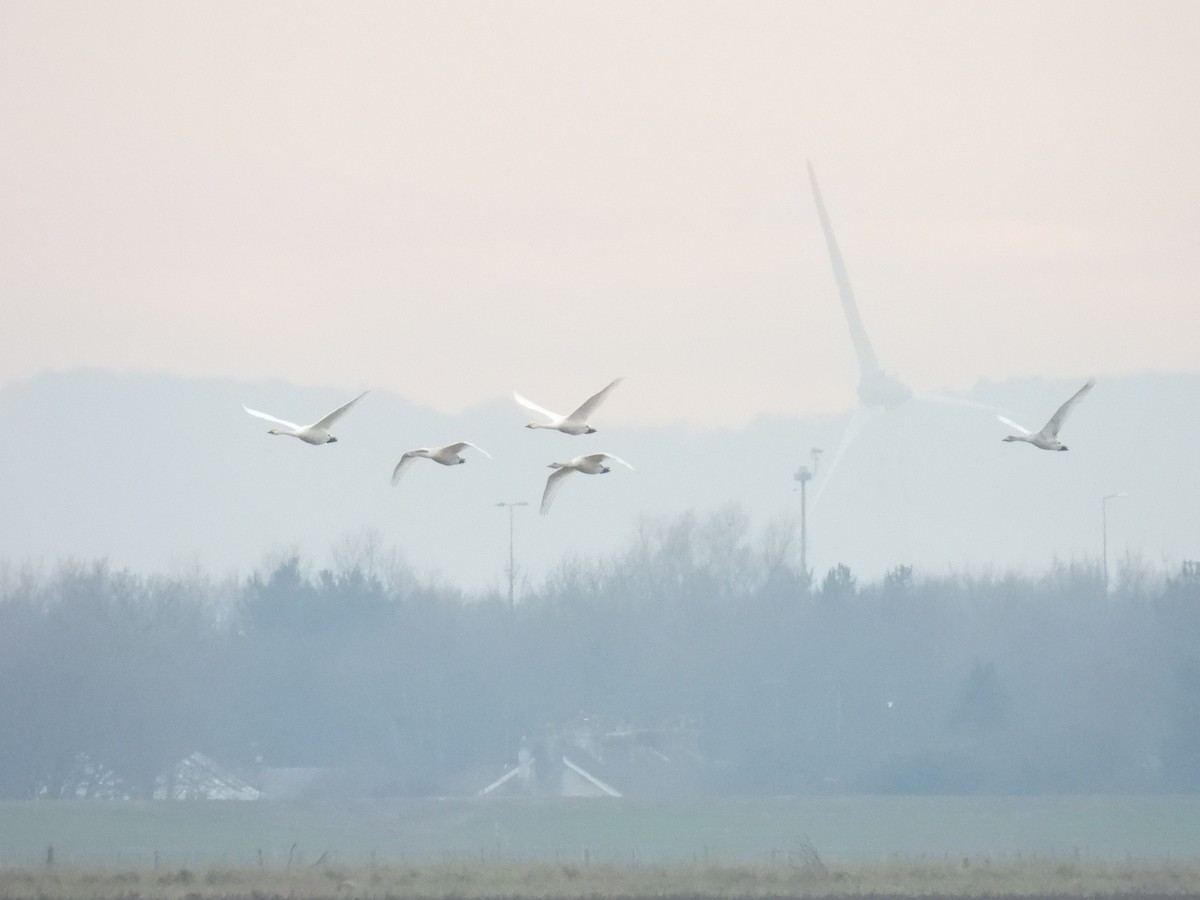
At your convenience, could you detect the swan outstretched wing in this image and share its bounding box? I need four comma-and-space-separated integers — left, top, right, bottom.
446, 441, 492, 459
243, 406, 299, 430
314, 390, 369, 430
391, 451, 419, 486
586, 452, 634, 471
567, 378, 622, 423
513, 391, 559, 422
1042, 378, 1095, 439
540, 467, 574, 515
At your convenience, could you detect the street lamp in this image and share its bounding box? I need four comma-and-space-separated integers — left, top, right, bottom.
1102, 492, 1127, 594
495, 501, 528, 611
793, 447, 823, 577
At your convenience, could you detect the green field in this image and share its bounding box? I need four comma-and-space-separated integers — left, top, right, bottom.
0, 796, 1198, 870
5, 858, 1200, 900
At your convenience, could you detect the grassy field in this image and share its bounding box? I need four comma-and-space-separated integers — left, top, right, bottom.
1, 795, 1199, 899
3, 859, 1200, 900
1, 795, 1199, 869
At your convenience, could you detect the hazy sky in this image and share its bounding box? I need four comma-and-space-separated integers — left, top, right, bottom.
3, 2, 1198, 427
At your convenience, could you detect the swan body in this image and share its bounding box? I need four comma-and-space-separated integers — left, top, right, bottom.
1000, 378, 1095, 451
243, 390, 369, 445
540, 452, 634, 515
391, 442, 491, 485
514, 378, 622, 435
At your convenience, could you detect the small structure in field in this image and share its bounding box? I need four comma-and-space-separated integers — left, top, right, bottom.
467, 715, 707, 798
154, 752, 262, 800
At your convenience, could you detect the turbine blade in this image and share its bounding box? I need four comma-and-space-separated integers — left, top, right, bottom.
810, 406, 872, 514
995, 415, 1032, 436
807, 162, 882, 381
916, 391, 1012, 417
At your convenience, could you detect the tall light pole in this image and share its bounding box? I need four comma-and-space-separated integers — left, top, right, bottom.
794, 447, 823, 577
1102, 492, 1127, 594
495, 501, 528, 611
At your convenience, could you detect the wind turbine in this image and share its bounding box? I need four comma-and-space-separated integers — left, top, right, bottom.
806, 162, 1005, 509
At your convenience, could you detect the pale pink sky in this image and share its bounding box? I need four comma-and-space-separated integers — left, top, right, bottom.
3, 1, 1198, 426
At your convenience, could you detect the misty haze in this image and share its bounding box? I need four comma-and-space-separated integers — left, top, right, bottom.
1, 369, 1199, 848
2, 1, 1200, 893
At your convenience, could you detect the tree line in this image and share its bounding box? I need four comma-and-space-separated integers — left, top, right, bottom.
1, 510, 1198, 799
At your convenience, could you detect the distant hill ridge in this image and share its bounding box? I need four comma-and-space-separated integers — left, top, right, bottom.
1, 368, 1197, 591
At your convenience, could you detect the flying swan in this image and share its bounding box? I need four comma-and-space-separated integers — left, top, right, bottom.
513, 378, 622, 435
391, 442, 492, 485
539, 452, 634, 515
242, 390, 369, 445
999, 378, 1095, 451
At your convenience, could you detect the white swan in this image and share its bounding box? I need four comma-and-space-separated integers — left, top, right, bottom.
539, 452, 634, 515
391, 442, 492, 485
999, 378, 1095, 451
514, 378, 622, 435
243, 390, 369, 445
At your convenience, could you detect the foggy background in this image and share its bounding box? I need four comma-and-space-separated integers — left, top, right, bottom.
3, 2, 1199, 424
0, 370, 1196, 592
2, 502, 1198, 800
1, 1, 1199, 805
0, 368, 1198, 800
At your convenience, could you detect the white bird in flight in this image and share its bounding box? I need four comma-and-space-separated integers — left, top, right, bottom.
243, 390, 369, 445
999, 378, 1095, 451
391, 442, 492, 486
540, 452, 634, 515
514, 378, 622, 435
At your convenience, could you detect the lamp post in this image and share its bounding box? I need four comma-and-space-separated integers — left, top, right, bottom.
495, 501, 528, 611
1102, 492, 1127, 594
793, 447, 823, 577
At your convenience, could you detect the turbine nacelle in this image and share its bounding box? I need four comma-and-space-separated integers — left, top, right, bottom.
857, 370, 912, 408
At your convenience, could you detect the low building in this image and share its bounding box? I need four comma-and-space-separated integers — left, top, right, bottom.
466, 715, 709, 798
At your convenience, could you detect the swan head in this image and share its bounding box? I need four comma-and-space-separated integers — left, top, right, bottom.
326, 436, 338, 443
585, 426, 597, 434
